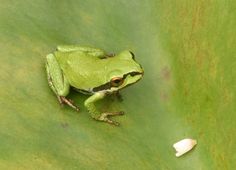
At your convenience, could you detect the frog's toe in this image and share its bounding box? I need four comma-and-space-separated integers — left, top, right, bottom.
98, 113, 121, 126
104, 118, 120, 126
60, 96, 80, 112
118, 111, 125, 115
104, 111, 125, 116
74, 106, 80, 112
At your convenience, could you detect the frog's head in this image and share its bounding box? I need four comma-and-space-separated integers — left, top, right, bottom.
94, 50, 144, 93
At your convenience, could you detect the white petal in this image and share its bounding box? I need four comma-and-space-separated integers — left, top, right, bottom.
173, 138, 197, 157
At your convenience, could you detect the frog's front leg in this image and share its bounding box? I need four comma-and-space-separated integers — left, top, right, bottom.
46, 53, 79, 111
84, 92, 124, 125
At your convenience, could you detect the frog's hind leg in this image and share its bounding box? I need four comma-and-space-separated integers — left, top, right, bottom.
46, 53, 79, 111
59, 96, 79, 111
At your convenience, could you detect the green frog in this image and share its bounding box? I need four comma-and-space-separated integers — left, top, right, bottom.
46, 45, 144, 125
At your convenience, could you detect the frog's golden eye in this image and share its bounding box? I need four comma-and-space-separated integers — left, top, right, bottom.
111, 77, 124, 87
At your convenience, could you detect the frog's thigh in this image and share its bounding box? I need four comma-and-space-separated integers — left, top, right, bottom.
46, 53, 70, 96
57, 45, 105, 58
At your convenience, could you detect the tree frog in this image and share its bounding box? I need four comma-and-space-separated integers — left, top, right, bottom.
46, 45, 144, 125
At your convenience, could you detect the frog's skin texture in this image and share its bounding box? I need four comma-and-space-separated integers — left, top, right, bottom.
46, 45, 144, 125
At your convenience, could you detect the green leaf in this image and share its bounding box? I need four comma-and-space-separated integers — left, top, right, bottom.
1, 0, 235, 169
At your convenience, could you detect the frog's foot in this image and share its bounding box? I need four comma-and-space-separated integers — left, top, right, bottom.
59, 96, 80, 112
97, 111, 125, 126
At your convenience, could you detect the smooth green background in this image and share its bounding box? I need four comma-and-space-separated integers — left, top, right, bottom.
1, 0, 235, 169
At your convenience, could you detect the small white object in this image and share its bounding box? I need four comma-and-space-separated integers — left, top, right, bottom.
173, 138, 197, 157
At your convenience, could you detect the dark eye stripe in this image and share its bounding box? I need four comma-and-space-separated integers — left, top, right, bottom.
92, 82, 111, 92
123, 71, 142, 78
92, 71, 142, 92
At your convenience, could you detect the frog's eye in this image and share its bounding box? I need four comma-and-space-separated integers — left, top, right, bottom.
111, 77, 124, 87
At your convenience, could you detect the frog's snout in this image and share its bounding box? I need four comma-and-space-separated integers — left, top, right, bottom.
141, 69, 144, 75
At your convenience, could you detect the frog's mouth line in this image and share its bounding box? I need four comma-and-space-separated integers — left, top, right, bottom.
92, 71, 143, 92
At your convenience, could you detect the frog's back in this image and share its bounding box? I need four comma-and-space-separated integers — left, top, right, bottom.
54, 51, 108, 90
55, 51, 98, 70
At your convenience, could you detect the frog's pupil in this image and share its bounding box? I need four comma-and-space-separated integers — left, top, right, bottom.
114, 79, 121, 84
111, 77, 123, 87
